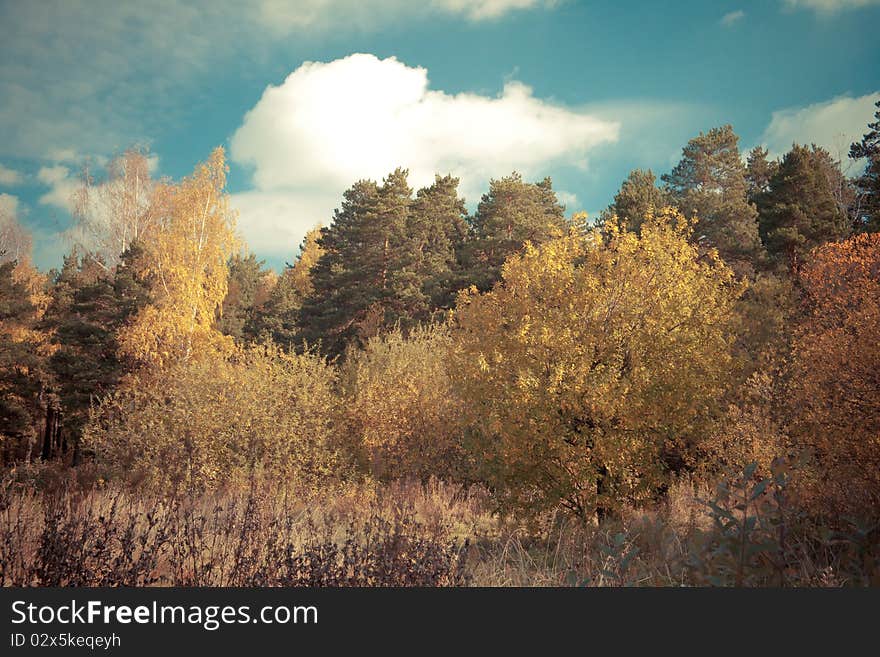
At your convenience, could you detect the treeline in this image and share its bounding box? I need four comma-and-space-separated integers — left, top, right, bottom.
0, 101, 878, 524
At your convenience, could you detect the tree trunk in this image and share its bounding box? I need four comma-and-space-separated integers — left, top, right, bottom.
40, 405, 54, 461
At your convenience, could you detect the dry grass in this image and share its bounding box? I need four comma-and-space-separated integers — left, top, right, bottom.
1, 466, 877, 587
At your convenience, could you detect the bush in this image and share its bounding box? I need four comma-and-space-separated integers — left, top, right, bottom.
84, 344, 349, 492
340, 324, 469, 482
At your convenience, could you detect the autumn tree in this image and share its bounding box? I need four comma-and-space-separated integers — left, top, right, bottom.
787, 232, 880, 515
598, 169, 671, 234
118, 147, 237, 369
451, 209, 739, 521
849, 99, 880, 233
71, 147, 158, 269
662, 125, 764, 273
0, 210, 32, 265
756, 144, 850, 268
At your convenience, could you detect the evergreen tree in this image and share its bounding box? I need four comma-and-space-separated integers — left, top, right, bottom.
41, 245, 151, 461
745, 146, 778, 204
598, 169, 672, 234
849, 99, 880, 233
662, 125, 764, 273
249, 226, 323, 348
0, 261, 48, 464
463, 173, 567, 291
218, 253, 270, 342
757, 144, 851, 268
299, 170, 416, 356
406, 174, 469, 315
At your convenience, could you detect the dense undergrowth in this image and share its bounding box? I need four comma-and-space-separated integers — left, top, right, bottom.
2, 464, 877, 587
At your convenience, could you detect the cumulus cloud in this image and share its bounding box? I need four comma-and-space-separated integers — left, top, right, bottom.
229, 54, 619, 256
0, 164, 23, 186
720, 10, 746, 26
757, 92, 878, 161
783, 0, 880, 12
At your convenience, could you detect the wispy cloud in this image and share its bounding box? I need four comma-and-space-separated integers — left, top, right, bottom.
783, 0, 880, 13
0, 1, 556, 162
757, 92, 879, 163
0, 164, 23, 186
229, 54, 618, 255
0, 193, 20, 217
720, 10, 746, 26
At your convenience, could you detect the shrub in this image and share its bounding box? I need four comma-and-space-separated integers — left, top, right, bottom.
340, 324, 469, 482
83, 344, 349, 492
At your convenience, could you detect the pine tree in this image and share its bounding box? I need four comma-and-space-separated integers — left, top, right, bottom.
599, 169, 671, 234
0, 261, 48, 464
662, 125, 764, 273
463, 173, 567, 291
299, 170, 417, 356
849, 99, 880, 233
249, 226, 323, 348
757, 144, 851, 268
41, 246, 150, 461
745, 146, 778, 204
218, 253, 271, 342
406, 174, 469, 315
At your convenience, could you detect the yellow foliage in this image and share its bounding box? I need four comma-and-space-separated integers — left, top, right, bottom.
450, 208, 739, 520
341, 324, 468, 481
84, 344, 347, 492
118, 147, 237, 369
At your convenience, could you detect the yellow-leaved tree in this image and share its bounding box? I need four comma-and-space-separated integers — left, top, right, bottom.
118, 147, 237, 368
450, 208, 740, 521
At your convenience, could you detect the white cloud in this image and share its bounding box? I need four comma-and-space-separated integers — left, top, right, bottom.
229, 54, 619, 256
0, 1, 555, 161
720, 10, 746, 26
37, 165, 79, 212
0, 164, 23, 186
255, 0, 552, 33
783, 0, 880, 12
0, 193, 20, 217
758, 92, 878, 162
556, 190, 580, 210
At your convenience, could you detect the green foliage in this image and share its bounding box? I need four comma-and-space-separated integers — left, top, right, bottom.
756, 144, 851, 267
849, 98, 880, 233
662, 125, 764, 273
598, 169, 671, 234
745, 146, 778, 204
40, 247, 151, 461
0, 261, 47, 463
248, 226, 323, 348
218, 253, 271, 342
462, 172, 568, 292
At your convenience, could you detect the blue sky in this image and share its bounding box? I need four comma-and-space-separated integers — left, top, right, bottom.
0, 0, 878, 271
